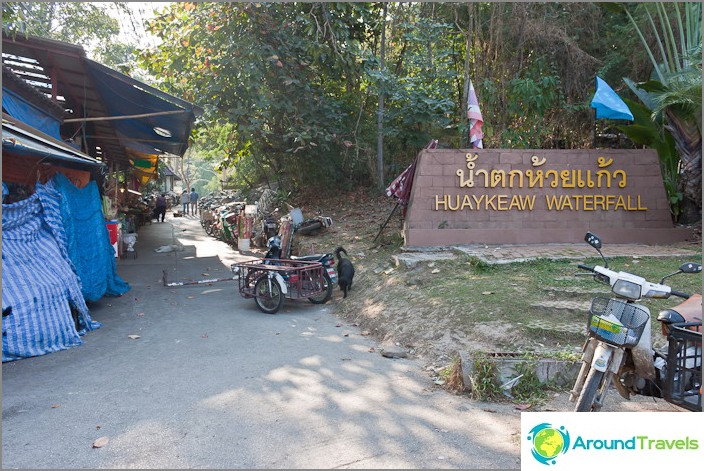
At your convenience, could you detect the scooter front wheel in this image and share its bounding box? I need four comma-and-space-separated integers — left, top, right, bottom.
254, 276, 284, 314
575, 368, 606, 412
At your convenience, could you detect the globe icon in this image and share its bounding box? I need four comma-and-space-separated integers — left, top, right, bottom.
533, 428, 564, 459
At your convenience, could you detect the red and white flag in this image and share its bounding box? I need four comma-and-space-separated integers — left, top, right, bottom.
466, 79, 484, 149
385, 139, 437, 215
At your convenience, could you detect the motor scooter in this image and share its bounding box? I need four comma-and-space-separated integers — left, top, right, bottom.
254, 209, 280, 248
570, 232, 701, 412
210, 201, 246, 244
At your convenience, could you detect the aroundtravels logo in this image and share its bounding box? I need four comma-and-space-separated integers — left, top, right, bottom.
522, 413, 702, 469
526, 423, 571, 465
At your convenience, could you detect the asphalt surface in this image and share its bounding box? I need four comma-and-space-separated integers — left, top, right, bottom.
2, 214, 525, 470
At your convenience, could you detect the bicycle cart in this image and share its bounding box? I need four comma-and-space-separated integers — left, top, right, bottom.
231, 259, 333, 314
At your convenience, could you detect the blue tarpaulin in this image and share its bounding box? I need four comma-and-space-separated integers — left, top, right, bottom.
2, 180, 101, 362
590, 76, 634, 121
2, 88, 62, 140
86, 59, 198, 157
52, 172, 130, 302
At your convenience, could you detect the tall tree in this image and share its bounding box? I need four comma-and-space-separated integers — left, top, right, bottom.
141, 2, 381, 193
1, 2, 135, 67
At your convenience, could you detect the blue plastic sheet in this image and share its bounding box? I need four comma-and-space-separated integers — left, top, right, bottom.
2, 88, 62, 139
52, 173, 130, 301
590, 77, 634, 121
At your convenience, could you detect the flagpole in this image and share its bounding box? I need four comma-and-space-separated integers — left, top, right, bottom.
464, 80, 471, 148
592, 76, 597, 148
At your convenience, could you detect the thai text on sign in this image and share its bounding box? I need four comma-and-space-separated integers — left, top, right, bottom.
433, 153, 647, 212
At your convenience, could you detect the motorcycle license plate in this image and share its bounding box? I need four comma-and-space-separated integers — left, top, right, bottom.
327, 268, 338, 284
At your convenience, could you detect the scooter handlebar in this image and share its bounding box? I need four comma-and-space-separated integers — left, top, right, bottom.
669, 290, 691, 299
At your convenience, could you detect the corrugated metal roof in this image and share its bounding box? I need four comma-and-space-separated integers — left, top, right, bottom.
2, 112, 103, 169
1, 33, 201, 176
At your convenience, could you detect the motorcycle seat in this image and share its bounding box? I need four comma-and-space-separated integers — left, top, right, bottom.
657, 294, 702, 332
290, 254, 327, 262
657, 309, 686, 324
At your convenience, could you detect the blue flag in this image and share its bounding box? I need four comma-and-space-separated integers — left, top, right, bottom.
590, 76, 634, 121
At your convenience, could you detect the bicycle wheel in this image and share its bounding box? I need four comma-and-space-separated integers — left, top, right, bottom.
254, 276, 284, 314
308, 271, 333, 304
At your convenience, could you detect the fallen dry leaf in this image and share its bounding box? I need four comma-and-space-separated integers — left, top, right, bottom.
92, 436, 109, 448
51, 404, 60, 409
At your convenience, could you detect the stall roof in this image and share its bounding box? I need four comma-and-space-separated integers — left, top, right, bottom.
2, 112, 102, 169
1, 33, 202, 183
161, 164, 182, 180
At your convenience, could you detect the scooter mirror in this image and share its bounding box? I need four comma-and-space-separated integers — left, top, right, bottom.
584, 232, 602, 249
679, 262, 702, 274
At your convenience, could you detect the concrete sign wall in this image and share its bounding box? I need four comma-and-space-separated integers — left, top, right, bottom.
403, 149, 690, 246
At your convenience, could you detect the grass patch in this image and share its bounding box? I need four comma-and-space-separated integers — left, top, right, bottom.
456, 352, 575, 405
410, 253, 702, 354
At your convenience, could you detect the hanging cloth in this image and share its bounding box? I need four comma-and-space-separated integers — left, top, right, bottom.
51, 173, 130, 301
2, 181, 100, 362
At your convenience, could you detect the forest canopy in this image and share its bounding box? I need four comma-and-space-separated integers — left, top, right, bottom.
3, 2, 701, 219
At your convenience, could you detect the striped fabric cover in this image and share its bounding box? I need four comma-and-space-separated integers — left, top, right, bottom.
2, 181, 100, 362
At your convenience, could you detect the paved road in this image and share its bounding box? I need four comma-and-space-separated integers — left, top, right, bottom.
2, 215, 524, 469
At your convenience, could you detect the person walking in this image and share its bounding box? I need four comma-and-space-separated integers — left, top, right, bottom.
155, 193, 167, 222
180, 190, 190, 216
189, 187, 199, 216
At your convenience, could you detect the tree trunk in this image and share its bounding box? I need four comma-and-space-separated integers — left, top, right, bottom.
665, 109, 702, 222
376, 2, 387, 191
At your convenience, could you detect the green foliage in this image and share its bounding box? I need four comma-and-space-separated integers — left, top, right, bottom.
508, 360, 550, 404
8, 2, 687, 200
1, 2, 131, 66
494, 57, 569, 148
469, 355, 503, 401
609, 2, 702, 215
617, 92, 682, 220
140, 2, 381, 195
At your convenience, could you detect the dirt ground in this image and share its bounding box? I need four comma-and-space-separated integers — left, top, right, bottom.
289, 190, 444, 350
266, 188, 700, 412
287, 188, 701, 364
